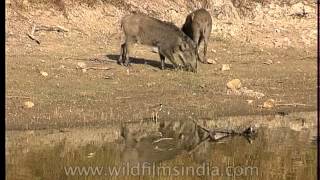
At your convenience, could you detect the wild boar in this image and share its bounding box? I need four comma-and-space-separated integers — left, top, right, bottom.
182, 8, 212, 64
119, 13, 198, 72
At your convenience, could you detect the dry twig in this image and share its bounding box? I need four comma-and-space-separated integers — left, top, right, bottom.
26, 24, 40, 44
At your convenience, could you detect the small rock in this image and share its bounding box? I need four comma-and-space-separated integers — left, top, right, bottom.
199, 84, 206, 88
207, 58, 217, 64
59, 65, 65, 69
289, 2, 313, 17
24, 101, 34, 108
277, 61, 281, 64
40, 60, 45, 63
246, 100, 254, 104
87, 152, 96, 158
40, 71, 48, 77
273, 40, 282, 48
211, 49, 217, 53
147, 82, 156, 87
82, 69, 87, 73
227, 79, 242, 90
240, 87, 265, 99
151, 47, 159, 53
263, 99, 275, 108
77, 62, 87, 69
221, 64, 231, 71
263, 60, 273, 65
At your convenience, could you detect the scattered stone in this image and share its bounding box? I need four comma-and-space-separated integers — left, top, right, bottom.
151, 47, 159, 53
263, 60, 273, 65
227, 79, 242, 90
147, 82, 156, 87
283, 37, 292, 47
289, 2, 313, 17
240, 87, 265, 99
221, 64, 231, 71
77, 62, 87, 69
82, 69, 87, 73
40, 71, 48, 77
24, 101, 34, 108
40, 60, 45, 63
273, 40, 282, 48
263, 99, 275, 108
246, 100, 254, 104
207, 58, 217, 64
227, 85, 265, 99
211, 49, 216, 53
87, 152, 96, 158
59, 65, 65, 69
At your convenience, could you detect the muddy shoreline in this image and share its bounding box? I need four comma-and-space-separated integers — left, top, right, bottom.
6, 111, 317, 152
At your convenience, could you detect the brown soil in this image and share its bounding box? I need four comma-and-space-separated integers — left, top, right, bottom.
5, 0, 317, 130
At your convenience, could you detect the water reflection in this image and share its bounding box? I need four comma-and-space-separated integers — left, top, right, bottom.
6, 127, 317, 180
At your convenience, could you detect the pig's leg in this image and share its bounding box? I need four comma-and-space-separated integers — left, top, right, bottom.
159, 53, 165, 70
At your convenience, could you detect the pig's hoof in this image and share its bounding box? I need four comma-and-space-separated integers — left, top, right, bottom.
124, 63, 131, 67
200, 60, 207, 64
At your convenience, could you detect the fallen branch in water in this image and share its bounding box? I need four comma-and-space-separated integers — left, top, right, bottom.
188, 120, 257, 154
188, 136, 210, 155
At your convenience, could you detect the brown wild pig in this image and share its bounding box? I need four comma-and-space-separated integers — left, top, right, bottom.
119, 13, 199, 72
182, 8, 212, 64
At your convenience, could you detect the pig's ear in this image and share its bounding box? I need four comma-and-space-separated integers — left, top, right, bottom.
191, 13, 195, 21
179, 43, 186, 51
180, 42, 189, 51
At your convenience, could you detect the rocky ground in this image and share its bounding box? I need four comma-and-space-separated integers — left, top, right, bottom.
5, 0, 317, 130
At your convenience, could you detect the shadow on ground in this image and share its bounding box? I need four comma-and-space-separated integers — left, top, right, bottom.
106, 54, 175, 70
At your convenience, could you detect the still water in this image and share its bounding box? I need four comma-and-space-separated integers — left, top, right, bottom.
6, 127, 317, 180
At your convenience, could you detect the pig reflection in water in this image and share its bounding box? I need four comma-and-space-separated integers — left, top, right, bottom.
120, 120, 212, 164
